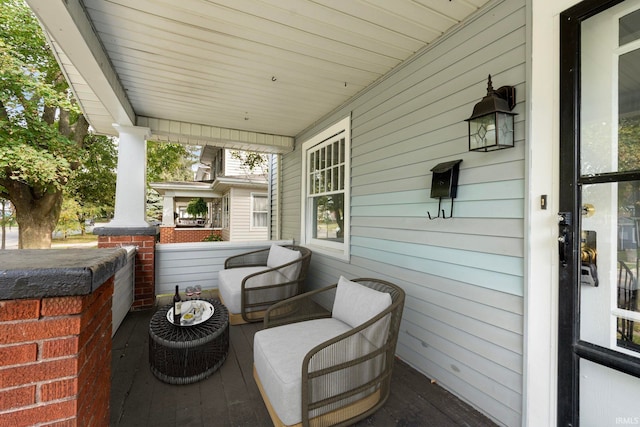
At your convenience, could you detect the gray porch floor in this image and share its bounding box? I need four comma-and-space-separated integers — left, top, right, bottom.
111, 306, 498, 427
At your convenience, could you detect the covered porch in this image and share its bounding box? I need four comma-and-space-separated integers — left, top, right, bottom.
11, 0, 578, 426
111, 308, 496, 427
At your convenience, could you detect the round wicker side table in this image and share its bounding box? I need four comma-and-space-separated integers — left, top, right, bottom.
149, 298, 229, 385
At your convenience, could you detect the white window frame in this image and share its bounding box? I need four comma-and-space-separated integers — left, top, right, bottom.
221, 193, 230, 229
300, 115, 350, 260
250, 192, 268, 230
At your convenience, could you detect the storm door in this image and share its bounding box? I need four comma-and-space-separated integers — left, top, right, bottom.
559, 1, 640, 425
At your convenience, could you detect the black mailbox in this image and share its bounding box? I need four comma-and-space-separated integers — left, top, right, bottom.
430, 159, 462, 199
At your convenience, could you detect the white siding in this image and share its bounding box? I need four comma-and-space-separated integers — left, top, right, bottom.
155, 240, 292, 294
280, 1, 526, 426
112, 246, 136, 336
229, 187, 268, 241
280, 148, 303, 243
223, 149, 267, 177
269, 154, 280, 241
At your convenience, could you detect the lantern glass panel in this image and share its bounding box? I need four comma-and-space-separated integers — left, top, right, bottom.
496, 112, 515, 148
469, 113, 497, 151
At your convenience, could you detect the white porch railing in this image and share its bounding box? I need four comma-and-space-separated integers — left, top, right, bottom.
154, 240, 293, 296
112, 245, 137, 336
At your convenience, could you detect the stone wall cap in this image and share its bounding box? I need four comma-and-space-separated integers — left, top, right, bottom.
0, 248, 129, 300
93, 226, 159, 236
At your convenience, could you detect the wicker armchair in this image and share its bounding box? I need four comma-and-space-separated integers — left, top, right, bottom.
253, 277, 405, 427
218, 244, 311, 325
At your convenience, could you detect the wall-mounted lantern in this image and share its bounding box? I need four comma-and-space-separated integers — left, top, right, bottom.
465, 75, 517, 152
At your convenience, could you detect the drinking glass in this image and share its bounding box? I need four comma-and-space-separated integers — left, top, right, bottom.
185, 286, 194, 300
194, 285, 202, 299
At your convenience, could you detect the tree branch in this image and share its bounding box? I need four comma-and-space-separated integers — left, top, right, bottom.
73, 114, 89, 146
58, 108, 70, 136
0, 99, 8, 122
42, 105, 56, 125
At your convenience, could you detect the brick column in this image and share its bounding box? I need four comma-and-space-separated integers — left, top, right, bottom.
95, 226, 159, 310
0, 249, 126, 427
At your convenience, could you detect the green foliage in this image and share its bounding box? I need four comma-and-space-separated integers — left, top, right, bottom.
618, 116, 640, 216
146, 189, 163, 222
619, 117, 640, 172
186, 197, 207, 218
65, 134, 117, 223
147, 141, 196, 182
1, 0, 92, 247
0, 0, 83, 193
146, 141, 198, 220
230, 150, 268, 177
54, 197, 81, 238
202, 233, 223, 242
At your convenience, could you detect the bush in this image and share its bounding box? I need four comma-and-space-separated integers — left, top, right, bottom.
202, 233, 223, 242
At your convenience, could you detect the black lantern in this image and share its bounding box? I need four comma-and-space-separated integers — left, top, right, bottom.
466, 75, 517, 152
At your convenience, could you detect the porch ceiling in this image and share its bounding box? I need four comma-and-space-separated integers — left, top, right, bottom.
25, 0, 490, 153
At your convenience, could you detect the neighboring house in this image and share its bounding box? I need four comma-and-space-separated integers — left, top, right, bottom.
25, 1, 640, 427
150, 147, 268, 243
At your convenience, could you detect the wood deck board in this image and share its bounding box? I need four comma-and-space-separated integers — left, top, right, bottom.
111, 307, 497, 427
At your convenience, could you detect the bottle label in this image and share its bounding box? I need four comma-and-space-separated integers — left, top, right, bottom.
174, 301, 182, 324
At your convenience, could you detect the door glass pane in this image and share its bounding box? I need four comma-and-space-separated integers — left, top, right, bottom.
580, 2, 640, 354
618, 49, 640, 173
580, 181, 640, 352
620, 9, 640, 45
579, 183, 616, 348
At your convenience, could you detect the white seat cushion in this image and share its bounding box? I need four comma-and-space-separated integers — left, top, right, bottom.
267, 244, 302, 281
332, 276, 392, 346
218, 266, 273, 313
254, 318, 352, 426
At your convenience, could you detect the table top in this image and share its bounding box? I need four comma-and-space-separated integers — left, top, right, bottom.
149, 299, 229, 346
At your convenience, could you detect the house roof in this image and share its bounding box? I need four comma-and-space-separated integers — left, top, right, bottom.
150, 173, 267, 199
25, 0, 490, 154
150, 181, 220, 199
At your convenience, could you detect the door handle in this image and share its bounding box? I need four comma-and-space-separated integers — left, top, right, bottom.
559, 232, 569, 266
558, 212, 572, 267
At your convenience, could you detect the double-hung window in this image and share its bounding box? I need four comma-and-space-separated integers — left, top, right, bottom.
301, 116, 350, 259
251, 193, 268, 229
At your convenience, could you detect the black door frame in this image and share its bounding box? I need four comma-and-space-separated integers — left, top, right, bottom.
558, 1, 640, 425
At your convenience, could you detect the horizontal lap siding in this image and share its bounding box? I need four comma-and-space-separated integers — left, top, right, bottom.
280, 149, 303, 243
281, 1, 525, 426
154, 240, 292, 294
269, 154, 280, 240
230, 188, 268, 241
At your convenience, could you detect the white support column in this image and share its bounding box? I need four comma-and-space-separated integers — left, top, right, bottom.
162, 195, 176, 226
105, 124, 151, 228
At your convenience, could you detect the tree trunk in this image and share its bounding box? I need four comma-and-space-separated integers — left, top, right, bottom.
17, 214, 56, 249
1, 199, 6, 250
3, 181, 63, 249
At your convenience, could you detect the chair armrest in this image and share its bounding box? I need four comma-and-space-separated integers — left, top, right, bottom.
303, 306, 395, 375
299, 303, 401, 423
240, 253, 309, 290
263, 284, 336, 328
224, 247, 270, 268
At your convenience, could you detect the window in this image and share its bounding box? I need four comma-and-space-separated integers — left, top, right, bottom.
222, 194, 230, 229
301, 116, 350, 259
251, 193, 268, 229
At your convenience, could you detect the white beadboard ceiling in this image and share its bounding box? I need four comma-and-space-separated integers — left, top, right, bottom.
25, 0, 491, 153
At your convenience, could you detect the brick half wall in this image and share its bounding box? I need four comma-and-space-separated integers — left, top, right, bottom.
159, 226, 222, 244
0, 280, 114, 427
